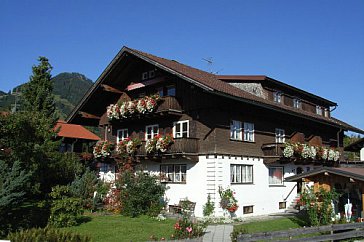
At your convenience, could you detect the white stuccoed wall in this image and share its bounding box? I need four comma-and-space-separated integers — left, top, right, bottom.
140, 156, 314, 217
361, 148, 364, 161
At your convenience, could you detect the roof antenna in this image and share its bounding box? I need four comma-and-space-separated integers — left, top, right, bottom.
202, 57, 213, 73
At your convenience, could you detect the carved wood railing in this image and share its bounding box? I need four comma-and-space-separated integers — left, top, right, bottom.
261, 143, 285, 157
156, 96, 182, 113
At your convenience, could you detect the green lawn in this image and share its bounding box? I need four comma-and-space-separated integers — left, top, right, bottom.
62, 214, 176, 242
234, 216, 307, 234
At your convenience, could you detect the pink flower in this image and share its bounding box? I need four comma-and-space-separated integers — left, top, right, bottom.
186, 226, 192, 233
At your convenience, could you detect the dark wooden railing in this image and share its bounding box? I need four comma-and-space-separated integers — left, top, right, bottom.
137, 137, 199, 157
156, 96, 182, 113
261, 143, 285, 157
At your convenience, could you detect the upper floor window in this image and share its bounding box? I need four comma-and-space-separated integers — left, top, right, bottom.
145, 124, 159, 140
230, 120, 242, 141
173, 120, 189, 138
244, 122, 254, 142
231, 164, 253, 184
293, 98, 301, 109
316, 106, 323, 115
273, 91, 282, 103
117, 129, 129, 143
275, 128, 285, 143
167, 85, 176, 96
142, 70, 155, 80
157, 87, 164, 97
269, 166, 284, 185
160, 164, 186, 183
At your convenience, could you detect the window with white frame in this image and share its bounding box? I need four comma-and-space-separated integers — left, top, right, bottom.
244, 122, 254, 142
117, 129, 128, 143
293, 98, 301, 109
273, 91, 282, 103
145, 124, 159, 140
316, 106, 323, 115
167, 85, 176, 96
269, 167, 284, 185
160, 164, 186, 183
230, 120, 242, 140
230, 164, 253, 184
173, 120, 189, 138
275, 128, 285, 143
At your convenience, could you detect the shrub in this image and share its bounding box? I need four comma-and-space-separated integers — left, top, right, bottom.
203, 194, 215, 217
8, 227, 91, 242
118, 171, 167, 217
70, 168, 99, 210
48, 185, 83, 228
230, 226, 248, 242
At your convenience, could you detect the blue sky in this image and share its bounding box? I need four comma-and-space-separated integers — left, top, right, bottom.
1, 0, 363, 131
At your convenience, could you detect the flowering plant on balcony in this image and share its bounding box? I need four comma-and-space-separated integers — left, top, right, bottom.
145, 134, 174, 154
218, 186, 238, 213
93, 140, 114, 158
106, 94, 161, 120
116, 138, 142, 156
156, 134, 174, 152
283, 142, 340, 162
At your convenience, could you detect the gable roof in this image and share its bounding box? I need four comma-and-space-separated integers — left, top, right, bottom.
67, 46, 364, 134
55, 120, 100, 141
285, 167, 364, 183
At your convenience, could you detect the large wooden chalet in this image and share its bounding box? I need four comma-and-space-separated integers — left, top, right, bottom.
67, 46, 364, 217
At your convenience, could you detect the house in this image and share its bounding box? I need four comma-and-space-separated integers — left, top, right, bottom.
345, 138, 364, 162
286, 167, 364, 218
67, 46, 364, 217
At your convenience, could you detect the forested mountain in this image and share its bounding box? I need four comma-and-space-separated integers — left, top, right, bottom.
0, 72, 93, 118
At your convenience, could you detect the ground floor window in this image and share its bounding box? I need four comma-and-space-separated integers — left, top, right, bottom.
243, 205, 254, 214
230, 164, 253, 184
269, 166, 284, 185
160, 164, 187, 183
279, 202, 286, 209
99, 163, 115, 173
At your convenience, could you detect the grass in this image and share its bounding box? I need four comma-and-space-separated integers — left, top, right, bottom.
62, 214, 176, 242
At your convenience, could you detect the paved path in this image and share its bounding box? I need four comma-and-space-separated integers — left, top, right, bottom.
203, 224, 233, 242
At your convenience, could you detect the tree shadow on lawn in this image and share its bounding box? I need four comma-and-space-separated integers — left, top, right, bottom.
77, 215, 92, 225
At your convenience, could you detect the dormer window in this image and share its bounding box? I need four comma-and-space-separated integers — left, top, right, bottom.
273, 91, 282, 103
293, 98, 301, 109
316, 106, 323, 115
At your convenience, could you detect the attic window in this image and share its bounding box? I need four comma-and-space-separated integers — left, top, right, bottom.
142, 70, 156, 81
142, 72, 149, 80
273, 91, 282, 103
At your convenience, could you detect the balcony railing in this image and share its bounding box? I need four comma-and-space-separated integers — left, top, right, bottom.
261, 143, 285, 157
137, 137, 199, 157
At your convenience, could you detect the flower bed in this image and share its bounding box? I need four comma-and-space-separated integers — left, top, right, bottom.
283, 142, 340, 162
106, 94, 160, 120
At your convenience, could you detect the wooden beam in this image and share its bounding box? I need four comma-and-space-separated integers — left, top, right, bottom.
79, 111, 101, 120
101, 84, 123, 94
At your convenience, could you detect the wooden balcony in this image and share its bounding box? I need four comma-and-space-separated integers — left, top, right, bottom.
136, 137, 199, 158
261, 143, 285, 157
156, 96, 182, 114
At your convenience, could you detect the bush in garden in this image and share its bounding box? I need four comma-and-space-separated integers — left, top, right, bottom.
230, 226, 248, 242
203, 194, 215, 217
8, 227, 91, 242
171, 203, 206, 240
48, 185, 83, 228
118, 171, 167, 217
70, 168, 99, 210
300, 187, 339, 226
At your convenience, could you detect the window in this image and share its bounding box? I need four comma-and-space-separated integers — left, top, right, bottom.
243, 206, 254, 214
117, 129, 129, 143
173, 120, 189, 138
145, 124, 159, 140
244, 122, 254, 142
167, 85, 176, 96
293, 98, 301, 109
269, 167, 284, 185
275, 128, 285, 143
279, 202, 286, 209
273, 91, 282, 103
316, 106, 323, 115
230, 164, 253, 184
160, 164, 186, 183
230, 120, 242, 140
149, 70, 155, 79
142, 72, 149, 80
99, 163, 114, 173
